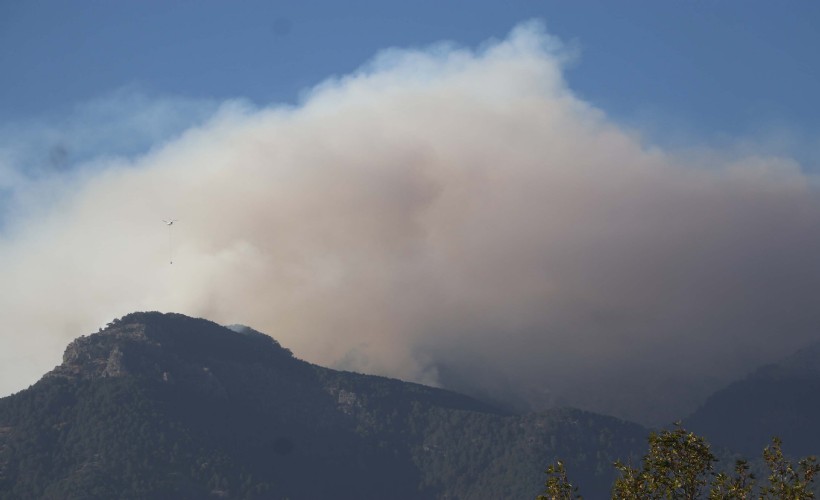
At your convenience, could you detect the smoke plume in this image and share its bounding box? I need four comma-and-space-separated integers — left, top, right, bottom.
2, 22, 819, 424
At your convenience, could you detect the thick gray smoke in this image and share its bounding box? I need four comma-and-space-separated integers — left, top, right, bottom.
2, 22, 819, 424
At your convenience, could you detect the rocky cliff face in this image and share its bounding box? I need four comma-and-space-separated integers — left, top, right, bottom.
47, 312, 294, 400
55, 322, 151, 379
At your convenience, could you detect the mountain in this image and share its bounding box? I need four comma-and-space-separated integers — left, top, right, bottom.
686, 339, 820, 458
0, 312, 647, 499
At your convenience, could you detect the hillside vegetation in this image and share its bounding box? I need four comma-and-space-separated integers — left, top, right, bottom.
0, 312, 646, 499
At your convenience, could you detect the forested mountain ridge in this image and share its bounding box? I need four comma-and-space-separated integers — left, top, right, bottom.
686, 339, 820, 458
0, 312, 647, 499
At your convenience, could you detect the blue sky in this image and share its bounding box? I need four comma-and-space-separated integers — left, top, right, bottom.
2, 1, 819, 161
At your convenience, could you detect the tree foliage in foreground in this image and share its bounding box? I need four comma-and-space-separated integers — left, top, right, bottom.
538, 424, 820, 500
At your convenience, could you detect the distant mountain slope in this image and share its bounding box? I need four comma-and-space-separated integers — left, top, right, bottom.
686, 340, 820, 457
0, 312, 646, 499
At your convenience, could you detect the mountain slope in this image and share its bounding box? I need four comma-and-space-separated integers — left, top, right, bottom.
0, 312, 646, 499
686, 340, 820, 458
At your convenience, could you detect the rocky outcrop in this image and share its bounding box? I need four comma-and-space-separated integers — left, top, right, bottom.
50, 322, 155, 380
45, 312, 293, 403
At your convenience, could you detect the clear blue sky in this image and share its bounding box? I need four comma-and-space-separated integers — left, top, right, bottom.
2, 0, 819, 163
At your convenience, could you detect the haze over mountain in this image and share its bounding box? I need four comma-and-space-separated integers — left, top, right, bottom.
3, 22, 820, 426
0, 312, 648, 499
686, 339, 820, 458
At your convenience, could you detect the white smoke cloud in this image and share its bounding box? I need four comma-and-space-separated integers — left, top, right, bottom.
2, 21, 819, 424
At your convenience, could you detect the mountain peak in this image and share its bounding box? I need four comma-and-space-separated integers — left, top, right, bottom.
49, 311, 293, 384
1, 310, 651, 499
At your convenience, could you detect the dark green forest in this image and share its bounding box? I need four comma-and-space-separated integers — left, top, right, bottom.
0, 312, 645, 499
1, 312, 818, 499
